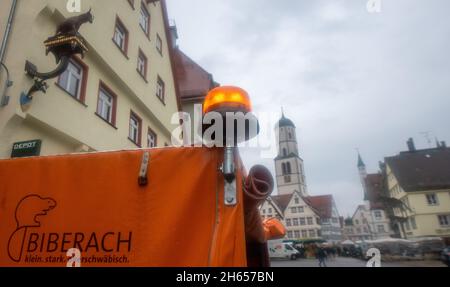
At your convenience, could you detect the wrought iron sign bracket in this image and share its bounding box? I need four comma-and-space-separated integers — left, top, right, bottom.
20, 9, 93, 112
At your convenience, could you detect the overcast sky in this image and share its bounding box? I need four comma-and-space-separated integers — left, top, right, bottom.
166, 0, 450, 217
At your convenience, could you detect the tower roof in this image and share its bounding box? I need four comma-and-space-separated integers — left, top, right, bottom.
357, 153, 365, 168
278, 111, 296, 128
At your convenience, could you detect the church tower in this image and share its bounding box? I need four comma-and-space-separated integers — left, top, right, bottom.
274, 111, 308, 196
357, 152, 368, 199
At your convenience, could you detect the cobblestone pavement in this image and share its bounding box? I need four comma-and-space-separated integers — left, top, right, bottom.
270, 256, 447, 267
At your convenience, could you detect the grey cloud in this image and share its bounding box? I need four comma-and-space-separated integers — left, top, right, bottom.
167, 0, 450, 215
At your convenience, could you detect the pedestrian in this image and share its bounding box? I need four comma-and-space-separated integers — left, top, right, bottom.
317, 246, 327, 267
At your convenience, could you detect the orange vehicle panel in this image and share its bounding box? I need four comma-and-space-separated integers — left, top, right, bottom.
0, 147, 247, 267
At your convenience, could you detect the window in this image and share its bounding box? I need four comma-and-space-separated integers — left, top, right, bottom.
374, 211, 382, 220
309, 230, 315, 238
405, 220, 410, 231
363, 227, 368, 233
301, 230, 307, 238
282, 163, 287, 175
316, 218, 320, 225
283, 148, 287, 157
286, 162, 292, 174
147, 128, 157, 148
291, 207, 296, 213
355, 219, 359, 225
156, 34, 163, 55
410, 217, 417, 230
356, 227, 361, 234
139, 3, 150, 36
286, 219, 291, 227
113, 17, 128, 55
298, 206, 304, 213
268, 208, 272, 213
377, 225, 385, 233
137, 50, 148, 79
96, 83, 117, 126
287, 231, 293, 239
426, 193, 439, 205
262, 209, 266, 214
293, 218, 299, 226
57, 58, 87, 102
288, 132, 292, 139
294, 198, 299, 204
294, 231, 300, 239
284, 175, 291, 183
307, 217, 313, 225
299, 218, 305, 226
438, 215, 450, 226
332, 218, 338, 223
156, 76, 165, 103
129, 111, 142, 146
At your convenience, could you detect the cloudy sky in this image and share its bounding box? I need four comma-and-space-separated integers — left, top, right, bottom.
166, 0, 450, 217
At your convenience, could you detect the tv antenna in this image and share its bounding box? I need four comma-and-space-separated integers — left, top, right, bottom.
420, 131, 433, 148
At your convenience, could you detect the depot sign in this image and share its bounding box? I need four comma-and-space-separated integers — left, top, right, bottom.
11, 140, 42, 158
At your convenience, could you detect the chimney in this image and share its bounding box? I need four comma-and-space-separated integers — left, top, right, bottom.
407, 138, 416, 152
169, 22, 178, 49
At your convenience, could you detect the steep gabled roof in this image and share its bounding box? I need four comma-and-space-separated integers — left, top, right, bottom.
351, 204, 367, 220
307, 195, 333, 218
270, 192, 321, 217
270, 194, 293, 213
173, 48, 218, 102
385, 147, 450, 192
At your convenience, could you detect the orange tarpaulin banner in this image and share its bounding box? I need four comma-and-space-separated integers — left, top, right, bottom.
0, 147, 249, 267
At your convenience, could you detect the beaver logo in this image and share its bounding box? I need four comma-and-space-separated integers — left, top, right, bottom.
7, 195, 56, 262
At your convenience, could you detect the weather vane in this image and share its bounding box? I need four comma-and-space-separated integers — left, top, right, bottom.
20, 9, 94, 112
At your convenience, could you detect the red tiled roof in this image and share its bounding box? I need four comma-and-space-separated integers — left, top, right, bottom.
174, 48, 218, 102
306, 195, 333, 218
271, 193, 323, 218
270, 194, 293, 213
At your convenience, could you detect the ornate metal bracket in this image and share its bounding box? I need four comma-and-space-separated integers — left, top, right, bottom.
21, 9, 93, 112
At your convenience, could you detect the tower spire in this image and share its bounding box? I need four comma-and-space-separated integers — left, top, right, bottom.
357, 151, 365, 168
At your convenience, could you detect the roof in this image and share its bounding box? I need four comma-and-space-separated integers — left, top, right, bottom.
306, 195, 333, 218
173, 48, 218, 102
270, 194, 293, 213
357, 153, 365, 168
364, 173, 385, 210
278, 114, 296, 128
385, 147, 450, 192
270, 192, 321, 217
351, 204, 368, 220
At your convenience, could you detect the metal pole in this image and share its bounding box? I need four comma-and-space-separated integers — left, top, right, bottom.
0, 0, 18, 63
222, 145, 237, 206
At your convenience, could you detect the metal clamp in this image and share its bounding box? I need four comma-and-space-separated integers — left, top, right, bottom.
222, 146, 237, 206
138, 151, 150, 186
